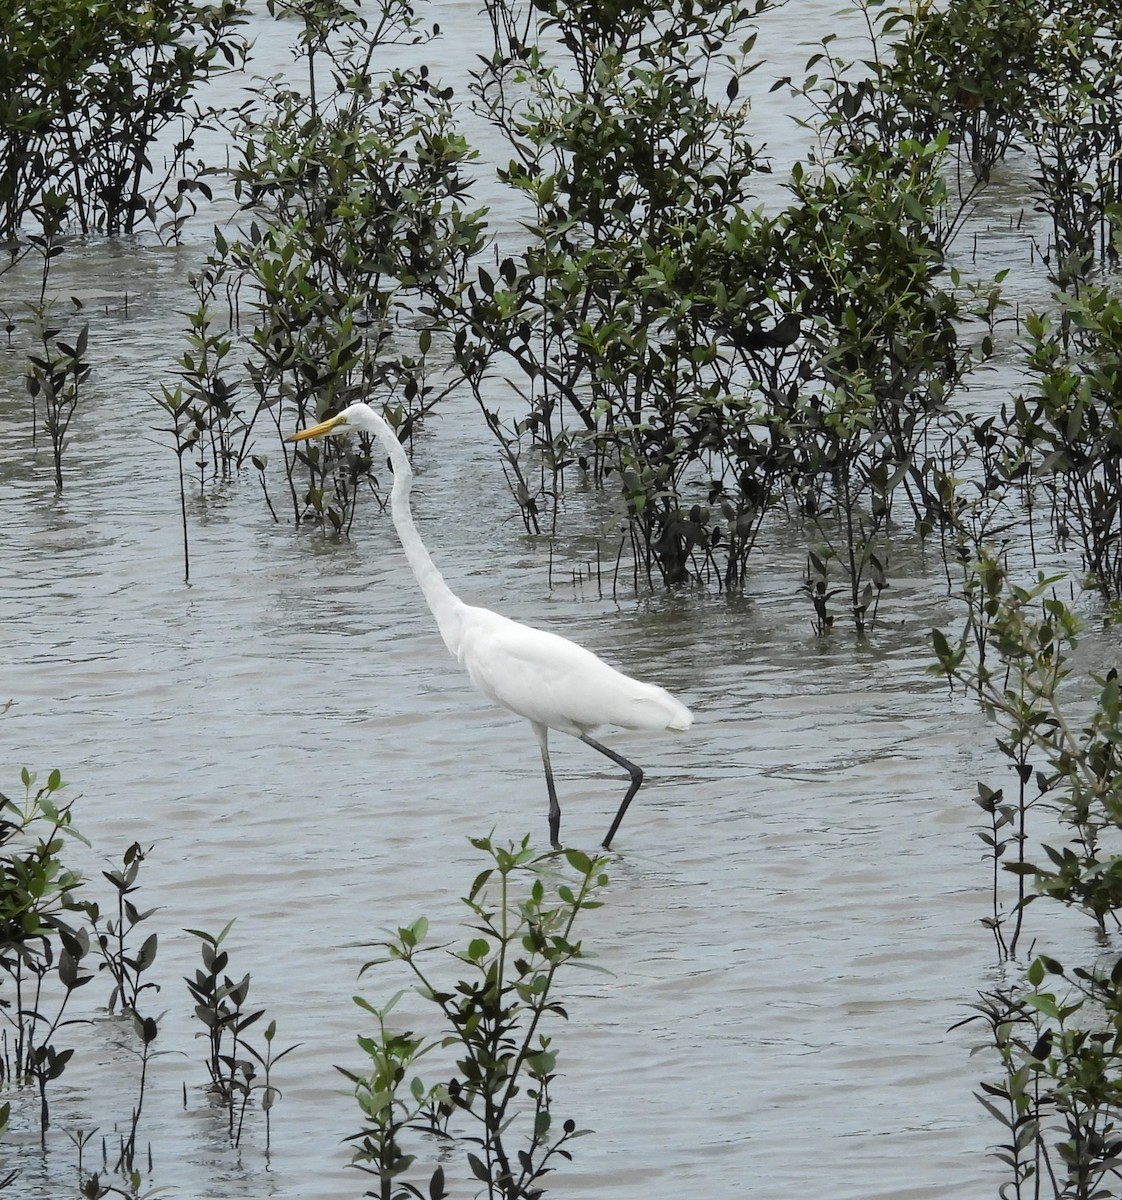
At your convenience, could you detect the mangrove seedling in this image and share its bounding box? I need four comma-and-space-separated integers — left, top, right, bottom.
0, 769, 93, 1134
183, 920, 294, 1146
343, 835, 608, 1200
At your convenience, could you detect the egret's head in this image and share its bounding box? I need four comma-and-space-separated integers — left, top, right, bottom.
286, 403, 367, 444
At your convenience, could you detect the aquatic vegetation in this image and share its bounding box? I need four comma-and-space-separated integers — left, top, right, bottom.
176, 0, 486, 531
184, 921, 298, 1148
78, 842, 160, 1018
441, 0, 1008, 614
26, 319, 90, 493
23, 190, 91, 491
155, 267, 246, 580
455, 0, 782, 588
9, 0, 1122, 1193
884, 0, 1043, 190
4, 0, 251, 497
0, 0, 250, 242
1021, 8, 1122, 283
0, 781, 595, 1195
343, 835, 607, 1200
100, 0, 1112, 626
0, 768, 90, 1134
776, 139, 979, 631
936, 556, 1122, 1197
1016, 225, 1122, 600
2, 0, 1118, 610
0, 773, 292, 1194
715, 0, 1122, 621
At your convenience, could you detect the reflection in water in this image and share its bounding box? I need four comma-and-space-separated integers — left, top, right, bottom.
0, 2, 1089, 1199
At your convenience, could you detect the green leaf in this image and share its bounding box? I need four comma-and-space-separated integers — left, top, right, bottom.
1024, 992, 1059, 1020
563, 847, 592, 875
137, 932, 158, 971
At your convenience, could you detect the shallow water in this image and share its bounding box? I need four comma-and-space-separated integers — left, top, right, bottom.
0, 2, 1107, 1198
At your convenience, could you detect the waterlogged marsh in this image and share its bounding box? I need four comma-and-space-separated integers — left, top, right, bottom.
0, 356, 1004, 1199
2, 0, 1120, 1197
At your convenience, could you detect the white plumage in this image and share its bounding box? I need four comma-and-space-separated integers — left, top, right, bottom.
459, 607, 691, 736
287, 401, 693, 848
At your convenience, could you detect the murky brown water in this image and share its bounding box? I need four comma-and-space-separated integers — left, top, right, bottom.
0, 2, 1108, 1197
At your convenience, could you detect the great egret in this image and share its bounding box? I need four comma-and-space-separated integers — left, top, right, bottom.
287, 402, 693, 849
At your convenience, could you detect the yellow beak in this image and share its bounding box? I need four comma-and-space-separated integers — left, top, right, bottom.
285, 413, 346, 443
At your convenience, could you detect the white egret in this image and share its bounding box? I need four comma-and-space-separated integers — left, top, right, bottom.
287, 402, 693, 848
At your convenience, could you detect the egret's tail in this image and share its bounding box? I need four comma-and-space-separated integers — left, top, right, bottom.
666, 698, 694, 731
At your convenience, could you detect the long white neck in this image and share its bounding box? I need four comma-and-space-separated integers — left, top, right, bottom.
363, 409, 467, 656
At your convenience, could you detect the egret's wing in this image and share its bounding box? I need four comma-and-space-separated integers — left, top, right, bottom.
458, 608, 691, 734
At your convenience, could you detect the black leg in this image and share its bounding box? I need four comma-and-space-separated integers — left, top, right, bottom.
581, 734, 644, 849
533, 722, 562, 849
